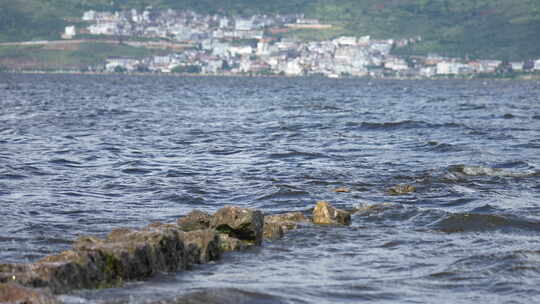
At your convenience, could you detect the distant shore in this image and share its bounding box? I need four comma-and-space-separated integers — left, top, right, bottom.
3, 69, 539, 81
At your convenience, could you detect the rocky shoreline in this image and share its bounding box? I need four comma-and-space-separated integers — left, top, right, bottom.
0, 201, 353, 303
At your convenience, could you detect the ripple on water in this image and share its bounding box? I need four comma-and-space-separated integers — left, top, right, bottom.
2, 75, 540, 303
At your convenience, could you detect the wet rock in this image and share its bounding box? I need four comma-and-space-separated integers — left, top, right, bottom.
218, 234, 250, 252
177, 210, 212, 231
388, 184, 416, 195
263, 212, 310, 240
312, 201, 351, 226
265, 212, 309, 226
179, 230, 220, 264
262, 222, 284, 241
106, 228, 135, 242
210, 206, 264, 246
73, 236, 105, 250
333, 187, 350, 193
0, 283, 59, 304
84, 227, 188, 283
2, 225, 222, 294
0, 250, 117, 293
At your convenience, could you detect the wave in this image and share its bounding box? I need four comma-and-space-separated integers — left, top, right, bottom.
429, 213, 540, 233
170, 288, 288, 304
430, 250, 540, 281
347, 120, 464, 131
448, 165, 537, 178
355, 203, 540, 233
268, 150, 328, 160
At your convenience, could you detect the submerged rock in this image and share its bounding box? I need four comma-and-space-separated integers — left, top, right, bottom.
388, 184, 416, 195
333, 187, 351, 193
210, 206, 264, 246
0, 283, 59, 304
312, 201, 351, 226
177, 210, 212, 231
353, 203, 402, 215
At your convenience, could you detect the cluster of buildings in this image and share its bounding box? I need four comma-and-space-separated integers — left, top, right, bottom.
64, 8, 540, 78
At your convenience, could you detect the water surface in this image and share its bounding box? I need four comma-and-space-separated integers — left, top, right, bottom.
1, 74, 539, 303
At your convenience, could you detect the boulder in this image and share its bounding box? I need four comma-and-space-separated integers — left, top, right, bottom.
177, 210, 212, 231
0, 283, 59, 304
387, 184, 416, 195
312, 201, 351, 226
210, 206, 264, 246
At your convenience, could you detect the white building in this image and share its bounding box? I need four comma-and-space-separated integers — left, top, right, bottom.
228, 46, 253, 56
384, 57, 409, 71
436, 61, 470, 75
82, 10, 96, 21
235, 18, 254, 31
534, 59, 540, 71
333, 36, 357, 46
105, 57, 140, 72
62, 26, 76, 39
477, 60, 502, 73
369, 41, 393, 55
510, 62, 524, 71
283, 58, 303, 75
256, 41, 271, 56
88, 23, 117, 35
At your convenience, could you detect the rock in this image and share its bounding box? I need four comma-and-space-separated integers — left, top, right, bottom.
1, 225, 222, 294
312, 201, 351, 226
388, 184, 416, 195
0, 207, 269, 295
210, 206, 264, 246
0, 250, 117, 293
263, 212, 310, 240
177, 210, 212, 231
73, 236, 105, 250
106, 228, 135, 242
218, 234, 250, 252
179, 230, 220, 264
333, 187, 350, 193
265, 212, 309, 226
0, 283, 59, 304
262, 222, 284, 241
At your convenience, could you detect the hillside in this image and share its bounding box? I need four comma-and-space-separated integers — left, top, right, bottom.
1, 0, 539, 60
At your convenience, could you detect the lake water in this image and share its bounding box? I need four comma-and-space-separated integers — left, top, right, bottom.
1, 73, 540, 303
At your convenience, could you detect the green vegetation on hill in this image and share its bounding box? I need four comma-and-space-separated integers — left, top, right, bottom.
0, 43, 155, 70
1, 0, 539, 60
